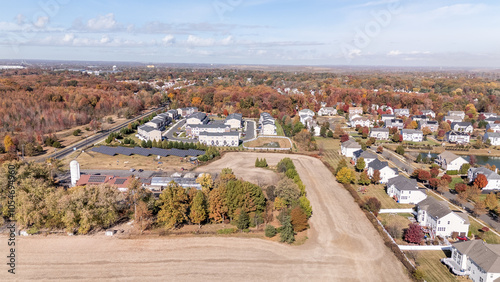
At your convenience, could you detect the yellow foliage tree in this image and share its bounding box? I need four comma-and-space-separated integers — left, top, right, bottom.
336, 167, 356, 184
191, 97, 202, 106
4, 135, 14, 152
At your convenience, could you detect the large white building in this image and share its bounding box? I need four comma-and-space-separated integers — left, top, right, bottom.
443, 241, 500, 282
225, 113, 243, 129
137, 125, 162, 142
417, 197, 469, 239
185, 124, 230, 138
198, 132, 240, 147
186, 112, 209, 125
259, 112, 277, 135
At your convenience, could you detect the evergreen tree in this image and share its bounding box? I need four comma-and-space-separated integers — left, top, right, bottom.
280, 216, 295, 244
236, 209, 250, 230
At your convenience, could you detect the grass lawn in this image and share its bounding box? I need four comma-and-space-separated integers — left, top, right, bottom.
379, 213, 413, 243
407, 251, 469, 282
357, 184, 414, 209
448, 177, 464, 189
315, 137, 343, 168
275, 121, 285, 136
468, 217, 500, 244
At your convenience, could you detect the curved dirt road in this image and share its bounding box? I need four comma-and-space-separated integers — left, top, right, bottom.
2, 152, 410, 281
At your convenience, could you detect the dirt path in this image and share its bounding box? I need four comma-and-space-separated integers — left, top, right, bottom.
1, 152, 410, 281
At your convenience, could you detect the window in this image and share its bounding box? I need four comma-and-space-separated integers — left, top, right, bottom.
448, 221, 450, 225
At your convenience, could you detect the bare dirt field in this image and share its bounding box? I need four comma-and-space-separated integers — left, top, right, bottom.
0, 152, 410, 281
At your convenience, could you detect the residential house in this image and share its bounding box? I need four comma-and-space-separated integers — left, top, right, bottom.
299, 109, 315, 125
442, 240, 500, 281
485, 117, 500, 125
317, 107, 337, 116
394, 108, 410, 117
224, 113, 243, 129
381, 114, 396, 123
412, 115, 429, 122
468, 167, 500, 191
481, 112, 498, 119
401, 129, 423, 142
448, 111, 466, 120
486, 123, 500, 133
259, 112, 277, 135
166, 109, 179, 120
367, 159, 399, 184
137, 125, 162, 142
421, 110, 436, 118
385, 119, 404, 130
352, 150, 377, 169
446, 131, 470, 144
444, 115, 464, 123
349, 107, 363, 116
185, 124, 230, 138
145, 116, 170, 131
417, 197, 470, 239
76, 175, 133, 192
350, 117, 371, 128
485, 132, 500, 146
419, 120, 439, 132
198, 131, 240, 147
370, 128, 390, 140
186, 112, 209, 125
177, 107, 198, 117
435, 151, 469, 172
386, 175, 427, 204
451, 122, 473, 133
340, 139, 362, 158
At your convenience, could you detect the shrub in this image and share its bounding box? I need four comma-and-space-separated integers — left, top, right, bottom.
446, 170, 459, 175
363, 197, 381, 216
395, 145, 405, 155
217, 228, 237, 234
265, 225, 277, 237
72, 129, 81, 136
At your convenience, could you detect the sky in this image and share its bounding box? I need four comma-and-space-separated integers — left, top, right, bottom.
0, 0, 499, 67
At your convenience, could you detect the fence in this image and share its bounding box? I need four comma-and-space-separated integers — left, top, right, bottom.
398, 245, 451, 251
379, 209, 414, 214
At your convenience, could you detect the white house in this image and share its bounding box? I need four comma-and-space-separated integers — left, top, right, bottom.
486, 123, 500, 133
370, 128, 390, 140
448, 111, 466, 120
186, 112, 209, 125
349, 107, 363, 116
137, 125, 162, 142
299, 109, 315, 125
317, 107, 337, 116
340, 139, 362, 158
451, 122, 473, 133
485, 132, 500, 146
444, 115, 464, 123
485, 117, 500, 125
350, 117, 371, 128
394, 108, 410, 117
386, 175, 427, 204
185, 124, 230, 138
417, 197, 470, 239
166, 109, 179, 120
435, 151, 469, 172
421, 110, 436, 118
352, 150, 377, 169
412, 115, 429, 122
225, 113, 243, 129
385, 119, 404, 130
366, 159, 399, 184
419, 120, 439, 132
401, 129, 423, 142
381, 114, 395, 123
442, 241, 500, 281
177, 107, 198, 117
198, 132, 240, 147
259, 112, 277, 135
446, 131, 470, 144
468, 167, 500, 191
481, 112, 498, 119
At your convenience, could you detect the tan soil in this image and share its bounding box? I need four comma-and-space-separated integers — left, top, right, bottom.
0, 152, 410, 281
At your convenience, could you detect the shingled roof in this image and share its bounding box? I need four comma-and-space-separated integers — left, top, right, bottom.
453, 240, 500, 273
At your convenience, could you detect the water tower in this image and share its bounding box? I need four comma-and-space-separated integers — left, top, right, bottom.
70, 160, 81, 187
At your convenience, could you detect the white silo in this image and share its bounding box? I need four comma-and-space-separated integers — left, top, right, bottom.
70, 160, 80, 187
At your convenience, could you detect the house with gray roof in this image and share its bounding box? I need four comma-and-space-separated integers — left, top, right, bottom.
446, 130, 470, 144
419, 120, 439, 132
381, 114, 395, 123
486, 123, 500, 133
352, 150, 377, 169
385, 118, 404, 130
401, 129, 423, 142
468, 167, 500, 191
186, 112, 208, 125
340, 139, 362, 158
444, 115, 464, 123
417, 197, 470, 239
199, 131, 240, 147
366, 159, 398, 184
317, 107, 337, 116
448, 110, 466, 120
137, 125, 162, 142
485, 132, 500, 146
421, 109, 436, 118
451, 122, 473, 133
185, 124, 230, 138
481, 112, 498, 119
224, 113, 243, 129
435, 151, 469, 172
443, 240, 500, 281
370, 128, 390, 140
485, 117, 500, 125
394, 108, 410, 117
386, 175, 427, 204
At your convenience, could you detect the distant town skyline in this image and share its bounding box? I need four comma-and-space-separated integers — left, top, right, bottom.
1, 0, 499, 67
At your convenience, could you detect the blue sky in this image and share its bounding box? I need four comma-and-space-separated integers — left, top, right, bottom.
0, 0, 499, 67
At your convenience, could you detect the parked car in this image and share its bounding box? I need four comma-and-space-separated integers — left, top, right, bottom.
457, 236, 468, 241
138, 169, 144, 172
130, 168, 136, 172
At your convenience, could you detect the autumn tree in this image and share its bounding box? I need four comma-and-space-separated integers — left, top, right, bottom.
404, 223, 424, 244
157, 182, 189, 229
336, 167, 356, 184
299, 196, 312, 218
377, 146, 383, 153
473, 174, 488, 189
208, 186, 227, 222
473, 200, 487, 217
290, 207, 308, 232
190, 191, 207, 227
358, 171, 371, 185
371, 169, 381, 184
4, 135, 15, 152
484, 193, 498, 211
135, 201, 153, 233
363, 197, 381, 216
355, 157, 366, 172
275, 177, 301, 205
196, 173, 213, 196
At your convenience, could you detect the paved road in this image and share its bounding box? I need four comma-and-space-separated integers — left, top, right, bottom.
241, 120, 255, 141
38, 107, 166, 162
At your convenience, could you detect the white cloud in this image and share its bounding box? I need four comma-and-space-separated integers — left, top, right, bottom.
387, 50, 401, 56
186, 35, 216, 46
62, 33, 74, 43
16, 14, 25, 25
34, 16, 49, 28
348, 49, 362, 58
430, 4, 486, 17
162, 34, 175, 45
87, 13, 119, 31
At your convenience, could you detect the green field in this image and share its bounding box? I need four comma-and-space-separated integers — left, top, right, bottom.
468, 217, 500, 244
275, 121, 285, 136
448, 177, 464, 189
408, 251, 469, 282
